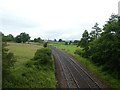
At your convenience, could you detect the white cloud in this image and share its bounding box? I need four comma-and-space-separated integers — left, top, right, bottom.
0, 0, 119, 40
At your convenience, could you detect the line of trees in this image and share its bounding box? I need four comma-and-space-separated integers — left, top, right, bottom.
77, 14, 120, 79
33, 37, 43, 43
2, 32, 44, 43
2, 32, 30, 43
2, 34, 14, 42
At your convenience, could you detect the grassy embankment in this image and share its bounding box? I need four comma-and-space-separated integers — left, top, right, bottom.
6, 43, 56, 88
51, 42, 120, 89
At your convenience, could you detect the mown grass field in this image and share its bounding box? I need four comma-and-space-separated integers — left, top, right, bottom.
6, 43, 56, 88
51, 42, 120, 89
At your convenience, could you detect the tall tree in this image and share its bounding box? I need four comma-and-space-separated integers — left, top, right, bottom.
92, 23, 102, 39
79, 30, 89, 48
15, 32, 30, 43
20, 32, 30, 43
7, 34, 14, 39
89, 30, 96, 42
15, 35, 21, 43
43, 42, 48, 47
83, 14, 120, 77
34, 37, 43, 43
54, 39, 57, 42
58, 39, 62, 42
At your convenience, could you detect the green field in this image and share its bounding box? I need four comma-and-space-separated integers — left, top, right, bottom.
7, 43, 42, 68
51, 42, 120, 89
5, 43, 56, 88
50, 42, 81, 54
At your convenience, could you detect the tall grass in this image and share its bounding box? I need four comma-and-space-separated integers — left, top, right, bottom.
5, 43, 56, 88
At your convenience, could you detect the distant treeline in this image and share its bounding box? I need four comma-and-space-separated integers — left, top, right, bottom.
2, 32, 44, 43
76, 14, 120, 79
1, 32, 80, 45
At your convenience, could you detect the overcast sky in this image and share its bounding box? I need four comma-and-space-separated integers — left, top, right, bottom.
0, 0, 119, 40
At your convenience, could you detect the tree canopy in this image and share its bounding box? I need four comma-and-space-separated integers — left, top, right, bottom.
2, 34, 14, 42
78, 14, 120, 78
58, 39, 62, 42
15, 32, 30, 43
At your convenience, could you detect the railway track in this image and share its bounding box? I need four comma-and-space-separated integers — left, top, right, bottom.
61, 52, 101, 88
52, 47, 102, 89
55, 53, 80, 89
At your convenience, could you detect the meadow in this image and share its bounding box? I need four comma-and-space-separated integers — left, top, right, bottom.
51, 42, 80, 54
5, 43, 56, 88
51, 42, 120, 89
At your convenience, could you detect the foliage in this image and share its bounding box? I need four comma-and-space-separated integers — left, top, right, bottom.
20, 32, 30, 43
92, 23, 102, 39
34, 37, 43, 43
73, 40, 79, 45
79, 14, 120, 79
43, 42, 48, 47
58, 39, 62, 42
54, 39, 57, 42
2, 43, 16, 87
74, 49, 83, 55
69, 41, 72, 45
15, 32, 30, 43
79, 30, 89, 48
5, 43, 56, 88
2, 34, 14, 42
33, 48, 52, 65
15, 35, 21, 43
65, 41, 68, 45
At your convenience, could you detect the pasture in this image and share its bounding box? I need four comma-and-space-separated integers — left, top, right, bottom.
7, 43, 42, 68
50, 42, 80, 54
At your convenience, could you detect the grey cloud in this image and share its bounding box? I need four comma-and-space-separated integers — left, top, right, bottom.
43, 30, 64, 39
43, 29, 82, 40
0, 12, 39, 29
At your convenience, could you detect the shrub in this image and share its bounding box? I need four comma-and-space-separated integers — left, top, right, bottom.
43, 42, 48, 47
74, 49, 83, 55
2, 43, 16, 88
33, 48, 52, 65
25, 60, 34, 68
65, 42, 68, 45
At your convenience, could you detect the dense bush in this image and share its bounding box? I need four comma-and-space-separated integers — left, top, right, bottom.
2, 43, 16, 87
33, 48, 52, 65
74, 49, 83, 55
2, 34, 14, 42
43, 42, 48, 47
